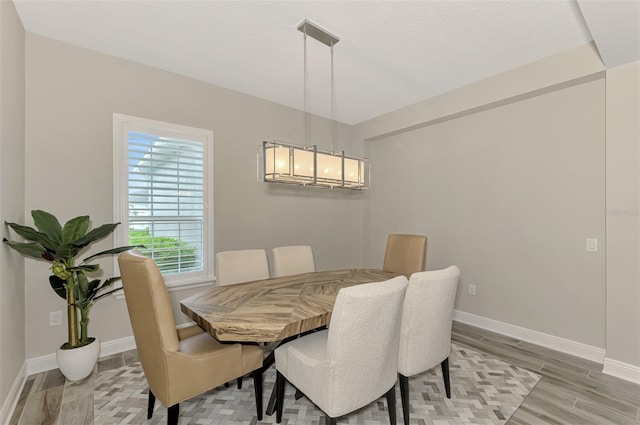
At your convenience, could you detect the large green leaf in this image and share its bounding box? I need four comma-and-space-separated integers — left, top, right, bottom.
90, 277, 122, 301
91, 287, 122, 302
4, 222, 57, 251
82, 245, 143, 263
72, 223, 120, 249
86, 276, 119, 300
87, 278, 101, 296
48, 275, 67, 300
76, 271, 89, 300
61, 215, 90, 244
106, 275, 121, 285
3, 239, 48, 260
70, 264, 100, 273
31, 210, 62, 244
55, 243, 81, 259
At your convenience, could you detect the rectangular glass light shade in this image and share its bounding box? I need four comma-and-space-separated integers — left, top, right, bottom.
259, 141, 369, 189
264, 146, 291, 175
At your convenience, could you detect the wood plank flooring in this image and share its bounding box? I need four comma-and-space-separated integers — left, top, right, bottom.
9, 322, 640, 424
452, 322, 640, 425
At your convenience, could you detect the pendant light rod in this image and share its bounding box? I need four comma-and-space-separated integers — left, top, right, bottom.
299, 19, 339, 151
330, 43, 335, 154
303, 28, 309, 147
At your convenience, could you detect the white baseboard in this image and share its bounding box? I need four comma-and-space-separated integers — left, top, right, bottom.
453, 310, 606, 364
26, 335, 137, 375
100, 335, 137, 358
27, 352, 58, 375
603, 357, 640, 384
0, 362, 27, 425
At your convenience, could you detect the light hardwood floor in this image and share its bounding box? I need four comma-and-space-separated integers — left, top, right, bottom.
9, 322, 640, 425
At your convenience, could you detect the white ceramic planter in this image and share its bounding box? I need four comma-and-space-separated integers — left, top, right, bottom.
56, 337, 100, 381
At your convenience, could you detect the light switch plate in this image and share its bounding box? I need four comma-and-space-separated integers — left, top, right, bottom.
586, 238, 598, 252
49, 311, 62, 326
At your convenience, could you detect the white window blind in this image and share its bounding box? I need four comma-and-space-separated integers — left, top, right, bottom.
114, 114, 214, 288
128, 132, 204, 275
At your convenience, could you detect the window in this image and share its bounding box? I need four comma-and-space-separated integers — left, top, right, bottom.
114, 114, 214, 288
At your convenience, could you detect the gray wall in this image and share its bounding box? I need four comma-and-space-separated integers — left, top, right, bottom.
363, 79, 606, 348
24, 34, 364, 358
605, 61, 640, 367
355, 43, 640, 368
0, 0, 26, 408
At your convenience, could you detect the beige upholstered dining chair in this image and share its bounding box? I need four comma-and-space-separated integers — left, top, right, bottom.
215, 248, 270, 389
272, 245, 316, 277
216, 249, 270, 286
118, 250, 264, 425
383, 234, 428, 278
397, 266, 460, 425
274, 276, 409, 425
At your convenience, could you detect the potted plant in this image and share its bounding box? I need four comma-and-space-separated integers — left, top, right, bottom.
3, 210, 139, 381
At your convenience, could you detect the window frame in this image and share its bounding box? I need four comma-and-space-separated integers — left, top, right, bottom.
113, 113, 214, 290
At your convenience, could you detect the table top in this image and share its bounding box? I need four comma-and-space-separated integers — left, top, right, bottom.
180, 268, 400, 342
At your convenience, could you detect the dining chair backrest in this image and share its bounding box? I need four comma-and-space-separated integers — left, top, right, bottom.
325, 276, 408, 410
398, 266, 460, 377
383, 233, 427, 278
118, 250, 179, 402
272, 245, 316, 277
216, 249, 270, 286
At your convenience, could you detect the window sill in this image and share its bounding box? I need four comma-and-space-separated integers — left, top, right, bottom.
113, 276, 216, 300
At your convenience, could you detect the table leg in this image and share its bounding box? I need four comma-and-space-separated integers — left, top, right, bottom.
266, 382, 303, 414
266, 385, 278, 416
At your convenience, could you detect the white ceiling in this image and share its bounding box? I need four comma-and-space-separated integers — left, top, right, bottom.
12, 1, 639, 125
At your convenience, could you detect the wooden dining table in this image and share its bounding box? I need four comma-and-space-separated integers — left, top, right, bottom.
180, 268, 400, 416
180, 268, 400, 343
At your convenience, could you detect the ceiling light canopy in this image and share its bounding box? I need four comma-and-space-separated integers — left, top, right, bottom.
259, 19, 370, 190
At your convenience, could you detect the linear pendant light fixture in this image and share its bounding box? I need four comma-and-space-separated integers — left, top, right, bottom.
258, 19, 370, 190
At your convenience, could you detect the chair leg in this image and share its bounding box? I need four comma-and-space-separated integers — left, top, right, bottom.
398, 374, 410, 425
237, 377, 243, 389
441, 357, 451, 398
326, 415, 337, 425
252, 370, 263, 421
276, 371, 286, 423
385, 384, 397, 425
167, 403, 179, 425
147, 388, 156, 419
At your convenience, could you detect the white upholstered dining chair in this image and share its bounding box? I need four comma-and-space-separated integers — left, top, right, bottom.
274, 276, 409, 425
215, 249, 270, 286
397, 266, 460, 425
271, 245, 316, 277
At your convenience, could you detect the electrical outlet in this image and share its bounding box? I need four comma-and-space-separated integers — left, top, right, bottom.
468, 284, 477, 296
49, 311, 62, 326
